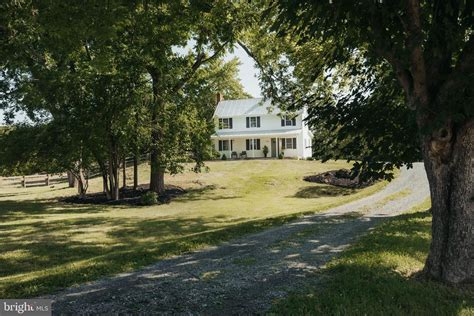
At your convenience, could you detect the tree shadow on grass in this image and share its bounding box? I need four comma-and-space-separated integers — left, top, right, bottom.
0, 199, 110, 217
174, 184, 242, 202
293, 185, 356, 198
272, 211, 474, 315
0, 211, 301, 298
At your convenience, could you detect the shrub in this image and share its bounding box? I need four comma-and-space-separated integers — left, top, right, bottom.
278, 151, 284, 159
263, 145, 269, 158
141, 191, 158, 205
211, 148, 221, 160
221, 153, 227, 160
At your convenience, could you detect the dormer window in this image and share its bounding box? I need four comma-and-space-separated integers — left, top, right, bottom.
218, 118, 233, 129
281, 115, 296, 126
246, 116, 261, 128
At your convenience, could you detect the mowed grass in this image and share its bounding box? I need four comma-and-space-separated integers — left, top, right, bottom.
271, 200, 474, 315
0, 159, 389, 298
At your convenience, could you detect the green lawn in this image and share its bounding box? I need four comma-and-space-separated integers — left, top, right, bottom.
271, 200, 474, 315
0, 159, 389, 298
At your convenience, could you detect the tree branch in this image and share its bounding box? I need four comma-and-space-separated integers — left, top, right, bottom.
237, 40, 278, 96
405, 0, 429, 107
435, 35, 474, 104
375, 47, 415, 109
172, 41, 229, 93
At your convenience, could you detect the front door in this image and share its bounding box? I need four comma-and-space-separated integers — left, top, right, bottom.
271, 138, 277, 157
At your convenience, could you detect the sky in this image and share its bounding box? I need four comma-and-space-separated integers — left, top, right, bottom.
225, 45, 262, 98
0, 47, 262, 124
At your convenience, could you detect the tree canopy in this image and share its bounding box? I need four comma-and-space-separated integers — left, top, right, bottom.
260, 0, 473, 284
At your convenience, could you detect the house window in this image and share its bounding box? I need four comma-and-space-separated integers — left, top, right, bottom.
281, 138, 297, 150
218, 118, 233, 129
246, 139, 261, 150
218, 140, 232, 151
281, 115, 296, 126
246, 116, 261, 128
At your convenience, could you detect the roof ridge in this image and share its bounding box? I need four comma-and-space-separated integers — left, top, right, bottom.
220, 97, 264, 102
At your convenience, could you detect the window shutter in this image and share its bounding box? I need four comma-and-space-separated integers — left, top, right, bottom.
293, 138, 297, 149
281, 139, 286, 149
218, 119, 222, 129
218, 140, 222, 151
246, 117, 250, 128
292, 118, 296, 126
246, 139, 249, 150
229, 118, 233, 129
257, 117, 260, 127
281, 118, 284, 126
257, 139, 261, 150
231, 140, 233, 151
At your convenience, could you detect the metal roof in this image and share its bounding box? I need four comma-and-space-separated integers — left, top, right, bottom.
213, 98, 283, 117
212, 128, 301, 138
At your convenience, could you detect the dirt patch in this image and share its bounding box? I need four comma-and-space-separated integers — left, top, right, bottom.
304, 169, 376, 189
62, 184, 186, 206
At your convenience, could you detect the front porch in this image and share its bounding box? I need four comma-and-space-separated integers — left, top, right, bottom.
213, 136, 299, 159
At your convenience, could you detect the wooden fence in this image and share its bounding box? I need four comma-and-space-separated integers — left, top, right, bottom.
0, 174, 67, 188
0, 154, 150, 189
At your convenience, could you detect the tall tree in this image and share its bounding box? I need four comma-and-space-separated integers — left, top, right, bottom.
121, 1, 249, 194
264, 0, 473, 284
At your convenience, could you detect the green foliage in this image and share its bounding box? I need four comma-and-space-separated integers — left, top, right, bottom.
0, 0, 251, 196
278, 152, 284, 159
262, 145, 269, 157
243, 0, 473, 180
308, 61, 421, 181
140, 191, 158, 206
221, 153, 227, 160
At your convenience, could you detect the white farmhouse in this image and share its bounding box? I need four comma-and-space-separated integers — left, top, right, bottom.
212, 97, 313, 159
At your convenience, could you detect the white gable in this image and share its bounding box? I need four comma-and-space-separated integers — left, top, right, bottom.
214, 98, 282, 117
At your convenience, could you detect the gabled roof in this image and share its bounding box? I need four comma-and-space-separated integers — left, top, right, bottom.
214, 98, 282, 117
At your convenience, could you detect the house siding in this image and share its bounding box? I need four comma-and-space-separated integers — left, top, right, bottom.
213, 98, 313, 159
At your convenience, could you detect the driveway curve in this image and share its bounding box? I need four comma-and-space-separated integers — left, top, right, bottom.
47, 163, 429, 315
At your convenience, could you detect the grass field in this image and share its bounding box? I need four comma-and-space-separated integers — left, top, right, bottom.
0, 159, 390, 298
271, 200, 474, 315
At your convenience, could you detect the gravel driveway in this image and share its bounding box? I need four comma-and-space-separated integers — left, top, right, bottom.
47, 163, 429, 315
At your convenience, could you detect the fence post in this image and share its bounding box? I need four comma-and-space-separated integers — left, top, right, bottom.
22, 175, 26, 188
45, 174, 50, 186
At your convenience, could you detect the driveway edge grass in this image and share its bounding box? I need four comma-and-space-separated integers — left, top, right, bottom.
270, 199, 474, 315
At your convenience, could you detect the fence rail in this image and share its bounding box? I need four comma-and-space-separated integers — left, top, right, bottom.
0, 174, 67, 188
0, 154, 150, 189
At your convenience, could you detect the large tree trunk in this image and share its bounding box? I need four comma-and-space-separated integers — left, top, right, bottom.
133, 154, 138, 190
102, 172, 111, 200
149, 150, 165, 194
108, 143, 120, 201
97, 160, 111, 199
67, 171, 76, 188
122, 156, 126, 189
149, 70, 166, 195
76, 167, 88, 199
422, 118, 474, 284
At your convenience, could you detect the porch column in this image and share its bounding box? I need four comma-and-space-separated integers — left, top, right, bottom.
277, 137, 279, 156
252, 138, 255, 158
